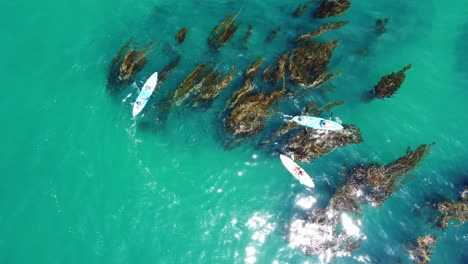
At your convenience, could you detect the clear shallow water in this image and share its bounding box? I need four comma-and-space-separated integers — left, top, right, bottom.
1, 0, 468, 263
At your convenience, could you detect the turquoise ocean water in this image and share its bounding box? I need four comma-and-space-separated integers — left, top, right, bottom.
1, 0, 468, 263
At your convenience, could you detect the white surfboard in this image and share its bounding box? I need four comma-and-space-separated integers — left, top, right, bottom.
132, 72, 158, 117
292, 115, 343, 131
279, 154, 314, 188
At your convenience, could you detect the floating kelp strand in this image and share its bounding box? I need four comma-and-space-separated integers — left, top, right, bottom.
173, 64, 208, 105
244, 57, 264, 80
297, 21, 348, 42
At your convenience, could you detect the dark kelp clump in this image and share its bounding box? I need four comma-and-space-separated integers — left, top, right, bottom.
372, 64, 412, 99
265, 26, 281, 42
288, 40, 340, 89
281, 124, 362, 162
175, 28, 187, 43
223, 80, 285, 139
158, 55, 181, 84
108, 38, 155, 89
314, 0, 351, 18
334, 143, 434, 209
435, 187, 468, 230
292, 0, 314, 17
406, 235, 437, 264
376, 18, 389, 35
208, 12, 240, 51
297, 21, 348, 42
288, 144, 434, 260
243, 25, 253, 46
192, 65, 237, 108
263, 52, 289, 86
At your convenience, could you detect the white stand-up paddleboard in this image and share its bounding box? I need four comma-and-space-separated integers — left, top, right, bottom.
292, 115, 343, 131
279, 154, 314, 188
132, 72, 158, 117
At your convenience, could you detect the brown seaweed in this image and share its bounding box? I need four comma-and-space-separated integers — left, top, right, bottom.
244, 57, 265, 80
192, 65, 237, 108
376, 18, 389, 35
282, 124, 362, 163
265, 26, 281, 42
159, 55, 181, 84
175, 28, 187, 43
436, 188, 468, 230
406, 235, 437, 264
288, 40, 340, 89
333, 143, 434, 209
297, 21, 348, 42
289, 145, 434, 260
208, 12, 240, 51
243, 25, 253, 45
292, 0, 314, 17
173, 64, 209, 105
223, 80, 285, 139
372, 64, 412, 99
263, 52, 289, 85
108, 38, 155, 89
313, 0, 351, 18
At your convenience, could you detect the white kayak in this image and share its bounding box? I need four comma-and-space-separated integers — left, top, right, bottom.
132, 72, 158, 117
292, 115, 343, 131
279, 154, 314, 188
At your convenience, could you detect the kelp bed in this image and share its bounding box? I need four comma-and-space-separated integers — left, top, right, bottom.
102, 1, 462, 262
